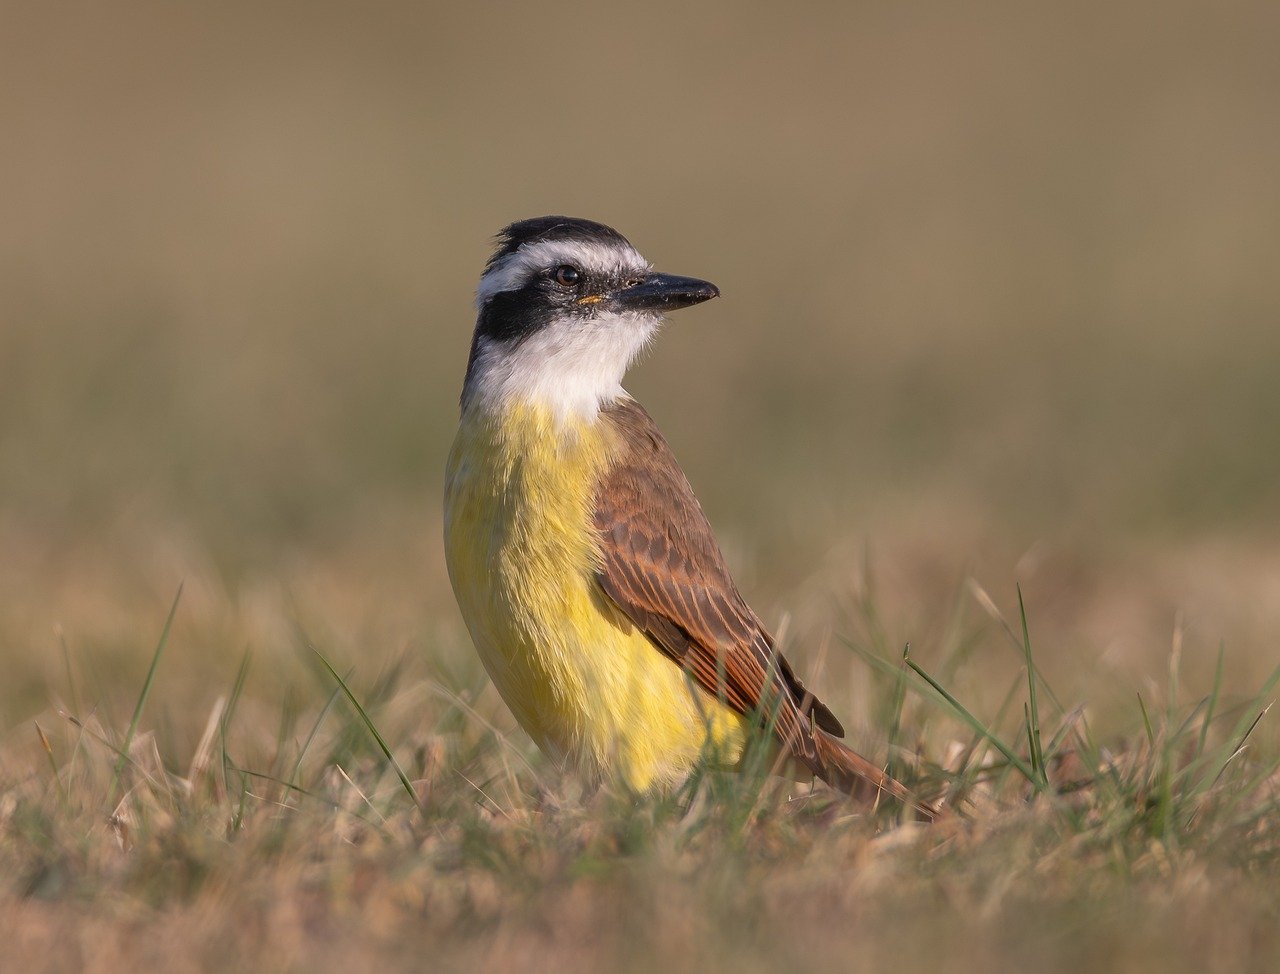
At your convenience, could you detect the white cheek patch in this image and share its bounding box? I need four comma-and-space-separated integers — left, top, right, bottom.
476, 239, 651, 307
466, 311, 660, 421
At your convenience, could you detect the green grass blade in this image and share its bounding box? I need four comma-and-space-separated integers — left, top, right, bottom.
1023, 702, 1038, 776
951, 672, 1025, 797
1137, 692, 1156, 750
970, 580, 1069, 718
287, 683, 342, 791
906, 658, 1043, 791
311, 646, 422, 811
57, 625, 82, 722
219, 648, 253, 796
844, 638, 957, 704
1017, 586, 1046, 787
230, 764, 391, 834
885, 643, 910, 779
1196, 644, 1226, 760
110, 583, 182, 804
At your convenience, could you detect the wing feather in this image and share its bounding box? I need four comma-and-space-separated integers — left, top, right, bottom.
593, 399, 845, 774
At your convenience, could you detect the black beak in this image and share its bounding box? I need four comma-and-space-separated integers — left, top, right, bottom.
615, 273, 720, 312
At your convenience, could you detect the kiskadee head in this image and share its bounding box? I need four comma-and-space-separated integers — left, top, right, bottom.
463, 216, 719, 419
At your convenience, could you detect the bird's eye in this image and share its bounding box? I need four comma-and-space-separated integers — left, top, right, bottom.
552, 265, 581, 287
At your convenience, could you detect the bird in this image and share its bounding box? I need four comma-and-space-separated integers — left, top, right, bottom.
444, 216, 930, 817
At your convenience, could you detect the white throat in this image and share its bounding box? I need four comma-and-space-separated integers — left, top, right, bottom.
464, 311, 659, 423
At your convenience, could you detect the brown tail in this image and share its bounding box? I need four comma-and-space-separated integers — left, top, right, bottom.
813, 732, 937, 822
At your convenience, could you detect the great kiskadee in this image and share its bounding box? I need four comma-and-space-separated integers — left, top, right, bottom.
445, 216, 928, 816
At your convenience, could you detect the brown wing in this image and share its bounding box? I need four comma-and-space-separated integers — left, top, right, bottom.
592, 398, 845, 774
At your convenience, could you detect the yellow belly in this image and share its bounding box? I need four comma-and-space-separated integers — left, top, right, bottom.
443, 400, 745, 791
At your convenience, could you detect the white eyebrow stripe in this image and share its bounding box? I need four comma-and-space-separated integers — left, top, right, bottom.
475, 238, 650, 307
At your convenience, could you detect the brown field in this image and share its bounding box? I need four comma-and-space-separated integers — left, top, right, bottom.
3, 2, 1279, 971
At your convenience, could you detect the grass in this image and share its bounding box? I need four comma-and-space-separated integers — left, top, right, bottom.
2, 578, 1277, 973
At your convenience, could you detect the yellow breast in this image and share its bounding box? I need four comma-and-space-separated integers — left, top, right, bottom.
444, 400, 745, 791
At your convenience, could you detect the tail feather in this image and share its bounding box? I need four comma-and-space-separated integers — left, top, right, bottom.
813, 732, 937, 822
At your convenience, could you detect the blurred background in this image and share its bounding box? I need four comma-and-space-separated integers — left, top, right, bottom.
2, 1, 1279, 746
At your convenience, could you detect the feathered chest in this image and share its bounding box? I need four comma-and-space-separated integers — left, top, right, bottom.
443, 403, 620, 640
443, 397, 748, 789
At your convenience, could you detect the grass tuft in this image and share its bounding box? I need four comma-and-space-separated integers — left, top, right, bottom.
2, 582, 1277, 971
